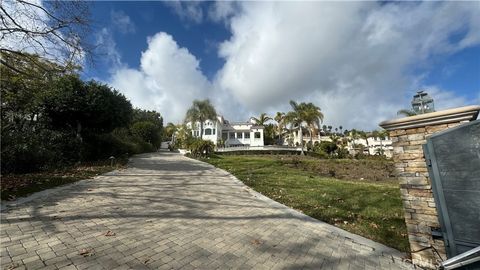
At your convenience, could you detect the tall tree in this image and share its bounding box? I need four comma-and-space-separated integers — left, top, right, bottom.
302, 102, 324, 146
250, 113, 272, 126
285, 101, 308, 154
0, 0, 92, 76
42, 76, 132, 141
164, 122, 177, 140
358, 131, 370, 154
274, 112, 286, 143
285, 100, 323, 154
184, 99, 217, 139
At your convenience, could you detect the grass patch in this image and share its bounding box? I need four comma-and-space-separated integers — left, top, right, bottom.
202, 155, 409, 252
1, 159, 128, 201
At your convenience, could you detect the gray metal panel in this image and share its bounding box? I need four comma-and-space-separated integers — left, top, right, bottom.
424, 120, 480, 259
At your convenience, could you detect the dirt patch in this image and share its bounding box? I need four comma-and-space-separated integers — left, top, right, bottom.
277, 156, 396, 182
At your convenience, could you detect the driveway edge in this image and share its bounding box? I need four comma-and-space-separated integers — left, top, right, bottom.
188, 156, 413, 265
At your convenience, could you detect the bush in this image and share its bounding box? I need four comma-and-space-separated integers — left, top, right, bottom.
316, 141, 338, 155
1, 127, 83, 174
81, 133, 135, 161
188, 139, 215, 158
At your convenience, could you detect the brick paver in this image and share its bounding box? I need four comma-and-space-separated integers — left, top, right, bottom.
1, 152, 414, 269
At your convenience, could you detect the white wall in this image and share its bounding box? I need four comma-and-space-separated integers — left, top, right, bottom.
187, 119, 265, 147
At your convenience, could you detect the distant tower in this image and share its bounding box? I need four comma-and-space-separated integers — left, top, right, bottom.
411, 91, 435, 114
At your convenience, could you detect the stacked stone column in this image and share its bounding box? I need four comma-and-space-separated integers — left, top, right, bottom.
380, 105, 480, 269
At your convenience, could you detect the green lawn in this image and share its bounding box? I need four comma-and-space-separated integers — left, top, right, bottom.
202, 155, 409, 252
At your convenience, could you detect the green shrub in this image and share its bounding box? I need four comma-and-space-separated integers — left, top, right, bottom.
188, 139, 215, 158
1, 128, 82, 174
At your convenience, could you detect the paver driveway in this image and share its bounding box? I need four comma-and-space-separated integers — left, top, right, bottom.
1, 152, 414, 270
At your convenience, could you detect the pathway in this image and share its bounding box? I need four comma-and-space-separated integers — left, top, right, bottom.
0, 152, 414, 269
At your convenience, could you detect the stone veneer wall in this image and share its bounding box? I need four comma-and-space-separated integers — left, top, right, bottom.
380, 105, 480, 269
389, 124, 459, 269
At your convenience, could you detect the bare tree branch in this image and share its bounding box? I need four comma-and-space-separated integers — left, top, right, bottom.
0, 0, 92, 75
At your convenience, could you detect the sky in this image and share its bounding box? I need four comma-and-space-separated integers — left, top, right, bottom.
80, 1, 480, 130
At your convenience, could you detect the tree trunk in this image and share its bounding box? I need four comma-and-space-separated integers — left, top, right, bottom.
200, 121, 204, 139
364, 137, 369, 155
299, 125, 304, 155
309, 128, 313, 148
76, 121, 83, 142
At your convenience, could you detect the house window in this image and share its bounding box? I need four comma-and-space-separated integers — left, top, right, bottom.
222, 132, 228, 140
194, 130, 200, 137
244, 132, 250, 139
212, 129, 216, 135
205, 128, 212, 135
229, 133, 235, 139
254, 132, 261, 139
236, 132, 243, 139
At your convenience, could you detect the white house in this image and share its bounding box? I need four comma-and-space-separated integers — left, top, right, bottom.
347, 137, 393, 158
186, 116, 265, 147
284, 128, 393, 157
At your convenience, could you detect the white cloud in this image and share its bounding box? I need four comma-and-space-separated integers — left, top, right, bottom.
110, 33, 213, 123
208, 1, 238, 25
95, 28, 122, 71
164, 1, 203, 24
214, 1, 480, 129
106, 1, 479, 130
111, 10, 136, 34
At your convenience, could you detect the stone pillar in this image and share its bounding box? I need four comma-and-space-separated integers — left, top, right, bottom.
379, 105, 480, 269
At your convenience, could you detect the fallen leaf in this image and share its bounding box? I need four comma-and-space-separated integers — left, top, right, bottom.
104, 230, 116, 237
143, 258, 150, 264
251, 239, 262, 246
79, 248, 95, 257
370, 223, 379, 229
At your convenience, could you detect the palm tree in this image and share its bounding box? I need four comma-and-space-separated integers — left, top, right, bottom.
285, 101, 305, 154
274, 112, 286, 143
184, 99, 217, 139
376, 129, 388, 154
359, 131, 370, 155
164, 122, 177, 140
251, 113, 272, 126
284, 101, 323, 154
397, 109, 417, 117
339, 126, 343, 136
302, 102, 324, 147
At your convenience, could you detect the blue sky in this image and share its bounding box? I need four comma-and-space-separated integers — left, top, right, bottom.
84, 1, 229, 81
82, 1, 480, 129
